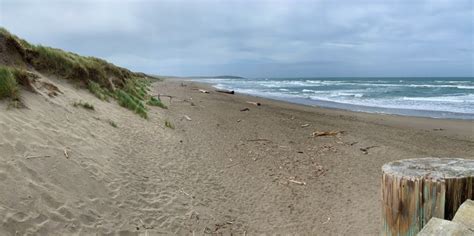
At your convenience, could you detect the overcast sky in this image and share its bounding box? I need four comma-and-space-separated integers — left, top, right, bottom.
1, 0, 473, 77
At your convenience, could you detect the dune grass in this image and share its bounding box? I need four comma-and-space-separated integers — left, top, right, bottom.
0, 66, 19, 100
88, 81, 110, 101
108, 120, 118, 128
164, 120, 175, 129
1, 27, 167, 118
116, 89, 148, 119
73, 101, 95, 110
147, 97, 167, 109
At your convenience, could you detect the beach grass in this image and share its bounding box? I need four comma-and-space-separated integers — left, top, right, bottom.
165, 120, 175, 129
108, 120, 118, 128
0, 27, 163, 118
0, 66, 19, 100
73, 101, 95, 110
147, 97, 167, 109
88, 81, 110, 101
116, 89, 148, 119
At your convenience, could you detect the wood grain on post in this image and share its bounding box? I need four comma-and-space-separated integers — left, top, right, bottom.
381, 158, 474, 236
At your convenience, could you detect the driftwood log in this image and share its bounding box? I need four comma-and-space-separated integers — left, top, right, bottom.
215, 89, 235, 94
381, 158, 474, 236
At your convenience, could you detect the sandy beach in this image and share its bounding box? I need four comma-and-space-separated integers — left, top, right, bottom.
0, 77, 472, 235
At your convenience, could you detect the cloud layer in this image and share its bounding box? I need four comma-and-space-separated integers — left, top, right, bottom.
1, 0, 473, 77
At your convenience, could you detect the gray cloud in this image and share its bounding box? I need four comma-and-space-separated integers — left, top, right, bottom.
1, 0, 472, 77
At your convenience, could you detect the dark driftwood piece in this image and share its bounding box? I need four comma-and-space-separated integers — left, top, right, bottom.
215, 89, 235, 94
381, 158, 474, 236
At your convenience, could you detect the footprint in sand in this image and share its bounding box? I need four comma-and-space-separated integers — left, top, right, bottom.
57, 206, 75, 220
0, 143, 14, 158
40, 193, 63, 210
79, 213, 97, 226
0, 171, 8, 181
10, 212, 29, 222
17, 161, 45, 184
31, 213, 49, 225
14, 141, 28, 154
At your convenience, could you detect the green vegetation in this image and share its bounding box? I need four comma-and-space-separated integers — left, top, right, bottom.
165, 120, 175, 129
116, 89, 148, 119
73, 101, 95, 110
0, 66, 19, 99
88, 81, 110, 101
147, 97, 167, 109
108, 120, 118, 128
0, 27, 167, 118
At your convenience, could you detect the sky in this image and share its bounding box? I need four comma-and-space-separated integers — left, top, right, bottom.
0, 0, 473, 77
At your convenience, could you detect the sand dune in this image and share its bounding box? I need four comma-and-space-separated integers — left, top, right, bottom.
0, 76, 180, 234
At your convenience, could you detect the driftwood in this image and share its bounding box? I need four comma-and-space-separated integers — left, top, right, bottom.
246, 101, 261, 106
381, 158, 474, 236
312, 131, 344, 137
25, 155, 52, 160
247, 138, 271, 142
240, 108, 250, 112
63, 148, 69, 159
288, 179, 306, 185
198, 89, 209, 94
360, 145, 378, 154
216, 89, 234, 94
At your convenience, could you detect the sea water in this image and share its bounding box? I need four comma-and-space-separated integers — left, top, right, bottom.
192, 77, 474, 120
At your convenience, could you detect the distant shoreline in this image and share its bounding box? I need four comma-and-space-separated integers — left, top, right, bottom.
180, 77, 474, 120
186, 75, 245, 79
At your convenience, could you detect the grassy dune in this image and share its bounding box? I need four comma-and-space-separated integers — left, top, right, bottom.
0, 28, 166, 117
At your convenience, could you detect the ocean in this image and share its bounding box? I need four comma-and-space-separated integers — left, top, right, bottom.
191, 77, 474, 120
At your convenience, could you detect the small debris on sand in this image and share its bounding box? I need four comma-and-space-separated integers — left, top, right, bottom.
288, 179, 306, 185
247, 138, 271, 142
63, 148, 70, 159
246, 101, 261, 106
301, 124, 310, 128
312, 131, 345, 137
240, 108, 250, 112
360, 146, 379, 154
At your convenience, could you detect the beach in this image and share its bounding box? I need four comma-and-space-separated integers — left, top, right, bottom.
0, 77, 472, 235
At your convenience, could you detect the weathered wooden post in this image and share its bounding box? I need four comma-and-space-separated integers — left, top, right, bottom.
381, 158, 474, 236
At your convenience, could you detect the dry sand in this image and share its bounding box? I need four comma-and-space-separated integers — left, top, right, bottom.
0, 77, 472, 235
